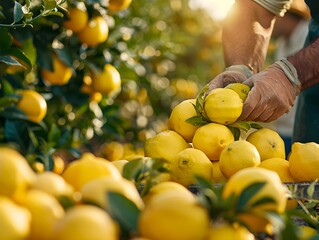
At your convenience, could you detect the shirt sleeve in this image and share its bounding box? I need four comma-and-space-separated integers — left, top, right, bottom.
252, 0, 293, 17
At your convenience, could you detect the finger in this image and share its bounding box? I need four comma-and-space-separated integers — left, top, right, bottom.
238, 90, 261, 120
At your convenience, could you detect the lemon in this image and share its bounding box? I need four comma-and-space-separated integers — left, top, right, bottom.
81, 176, 144, 211
108, 0, 132, 11
111, 159, 129, 175
101, 141, 125, 161
78, 16, 109, 47
0, 196, 31, 240
54, 205, 119, 240
91, 64, 121, 97
211, 161, 227, 183
41, 54, 73, 86
63, 6, 88, 32
0, 146, 36, 201
21, 189, 65, 240
298, 225, 318, 240
192, 123, 234, 161
32, 171, 74, 198
225, 83, 251, 101
219, 140, 261, 178
62, 153, 122, 192
204, 88, 243, 125
138, 191, 210, 240
207, 223, 255, 240
222, 167, 288, 234
258, 157, 295, 183
288, 142, 319, 182
17, 89, 47, 123
246, 128, 286, 161
52, 155, 65, 175
170, 148, 213, 187
168, 99, 199, 142
144, 130, 190, 162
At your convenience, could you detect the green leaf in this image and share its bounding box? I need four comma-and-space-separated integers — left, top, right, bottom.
0, 106, 28, 121
306, 180, 318, 198
228, 121, 251, 132
48, 123, 61, 145
0, 80, 16, 95
107, 192, 141, 235
228, 126, 241, 140
0, 28, 13, 52
4, 119, 30, 152
250, 197, 276, 208
309, 235, 319, 240
122, 158, 145, 181
247, 121, 264, 129
43, 0, 57, 11
8, 47, 32, 69
0, 56, 21, 65
13, 1, 24, 23
21, 38, 37, 66
186, 115, 208, 126
236, 181, 266, 211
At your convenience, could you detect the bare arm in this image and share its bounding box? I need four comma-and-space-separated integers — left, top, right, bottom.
222, 0, 277, 73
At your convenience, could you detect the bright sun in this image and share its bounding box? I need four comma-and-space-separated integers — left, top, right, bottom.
189, 0, 235, 21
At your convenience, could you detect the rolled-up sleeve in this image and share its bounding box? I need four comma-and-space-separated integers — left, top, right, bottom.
253, 0, 293, 16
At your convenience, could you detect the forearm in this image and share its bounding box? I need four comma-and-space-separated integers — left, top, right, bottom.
222, 0, 276, 73
287, 38, 319, 90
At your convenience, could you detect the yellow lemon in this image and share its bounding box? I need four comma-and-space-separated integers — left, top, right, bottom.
63, 6, 88, 32
81, 176, 144, 211
108, 0, 132, 11
298, 225, 318, 240
17, 90, 47, 123
52, 155, 65, 175
222, 167, 288, 234
21, 189, 65, 240
204, 88, 243, 125
78, 16, 109, 47
192, 123, 234, 161
219, 140, 261, 178
207, 223, 255, 240
32, 171, 74, 198
111, 159, 129, 175
144, 130, 190, 162
54, 205, 119, 240
41, 54, 73, 86
288, 142, 319, 182
246, 128, 286, 161
211, 161, 227, 183
225, 83, 251, 101
0, 146, 36, 201
170, 148, 213, 187
168, 99, 200, 142
258, 157, 295, 183
138, 191, 210, 240
62, 153, 122, 192
0, 196, 31, 240
91, 64, 121, 97
101, 141, 125, 161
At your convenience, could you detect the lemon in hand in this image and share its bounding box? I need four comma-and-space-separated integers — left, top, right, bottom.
225, 83, 251, 101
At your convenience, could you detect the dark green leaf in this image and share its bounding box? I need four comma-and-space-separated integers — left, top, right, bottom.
309, 235, 319, 240
4, 119, 30, 152
8, 47, 32, 69
21, 38, 37, 66
236, 181, 266, 211
279, 214, 300, 240
228, 121, 251, 132
186, 115, 208, 126
0, 106, 28, 121
0, 55, 21, 65
0, 80, 16, 95
122, 158, 145, 180
250, 197, 276, 208
247, 122, 264, 129
107, 192, 141, 234
228, 126, 241, 140
55, 48, 73, 67
48, 123, 61, 145
0, 28, 13, 52
13, 1, 24, 23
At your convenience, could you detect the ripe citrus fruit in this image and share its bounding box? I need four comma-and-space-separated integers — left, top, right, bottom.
91, 64, 121, 97
17, 89, 47, 123
222, 167, 288, 234
211, 161, 226, 183
192, 123, 234, 160
298, 225, 318, 240
78, 16, 109, 47
246, 128, 286, 161
108, 0, 132, 11
258, 157, 294, 183
41, 54, 73, 86
138, 191, 210, 240
53, 205, 119, 240
0, 146, 36, 201
207, 223, 255, 240
219, 140, 261, 178
225, 83, 251, 101
101, 141, 125, 161
62, 153, 122, 192
63, 6, 88, 32
21, 189, 65, 240
81, 176, 144, 211
170, 148, 213, 186
204, 88, 243, 125
168, 99, 200, 142
32, 171, 74, 197
0, 196, 31, 240
288, 142, 319, 182
144, 130, 190, 162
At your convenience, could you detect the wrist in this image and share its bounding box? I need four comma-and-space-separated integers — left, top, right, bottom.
225, 64, 254, 78
275, 59, 301, 89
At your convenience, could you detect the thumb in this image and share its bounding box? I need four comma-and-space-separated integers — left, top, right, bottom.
242, 77, 254, 88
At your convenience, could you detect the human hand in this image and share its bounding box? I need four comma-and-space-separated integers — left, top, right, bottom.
206, 65, 253, 96
239, 59, 301, 122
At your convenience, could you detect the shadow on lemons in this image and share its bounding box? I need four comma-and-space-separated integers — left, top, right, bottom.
170, 148, 212, 187
192, 123, 234, 161
258, 157, 294, 183
204, 88, 243, 125
168, 99, 199, 143
219, 140, 260, 178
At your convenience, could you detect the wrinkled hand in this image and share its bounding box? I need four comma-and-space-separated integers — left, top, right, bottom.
206, 65, 253, 96
239, 62, 301, 122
